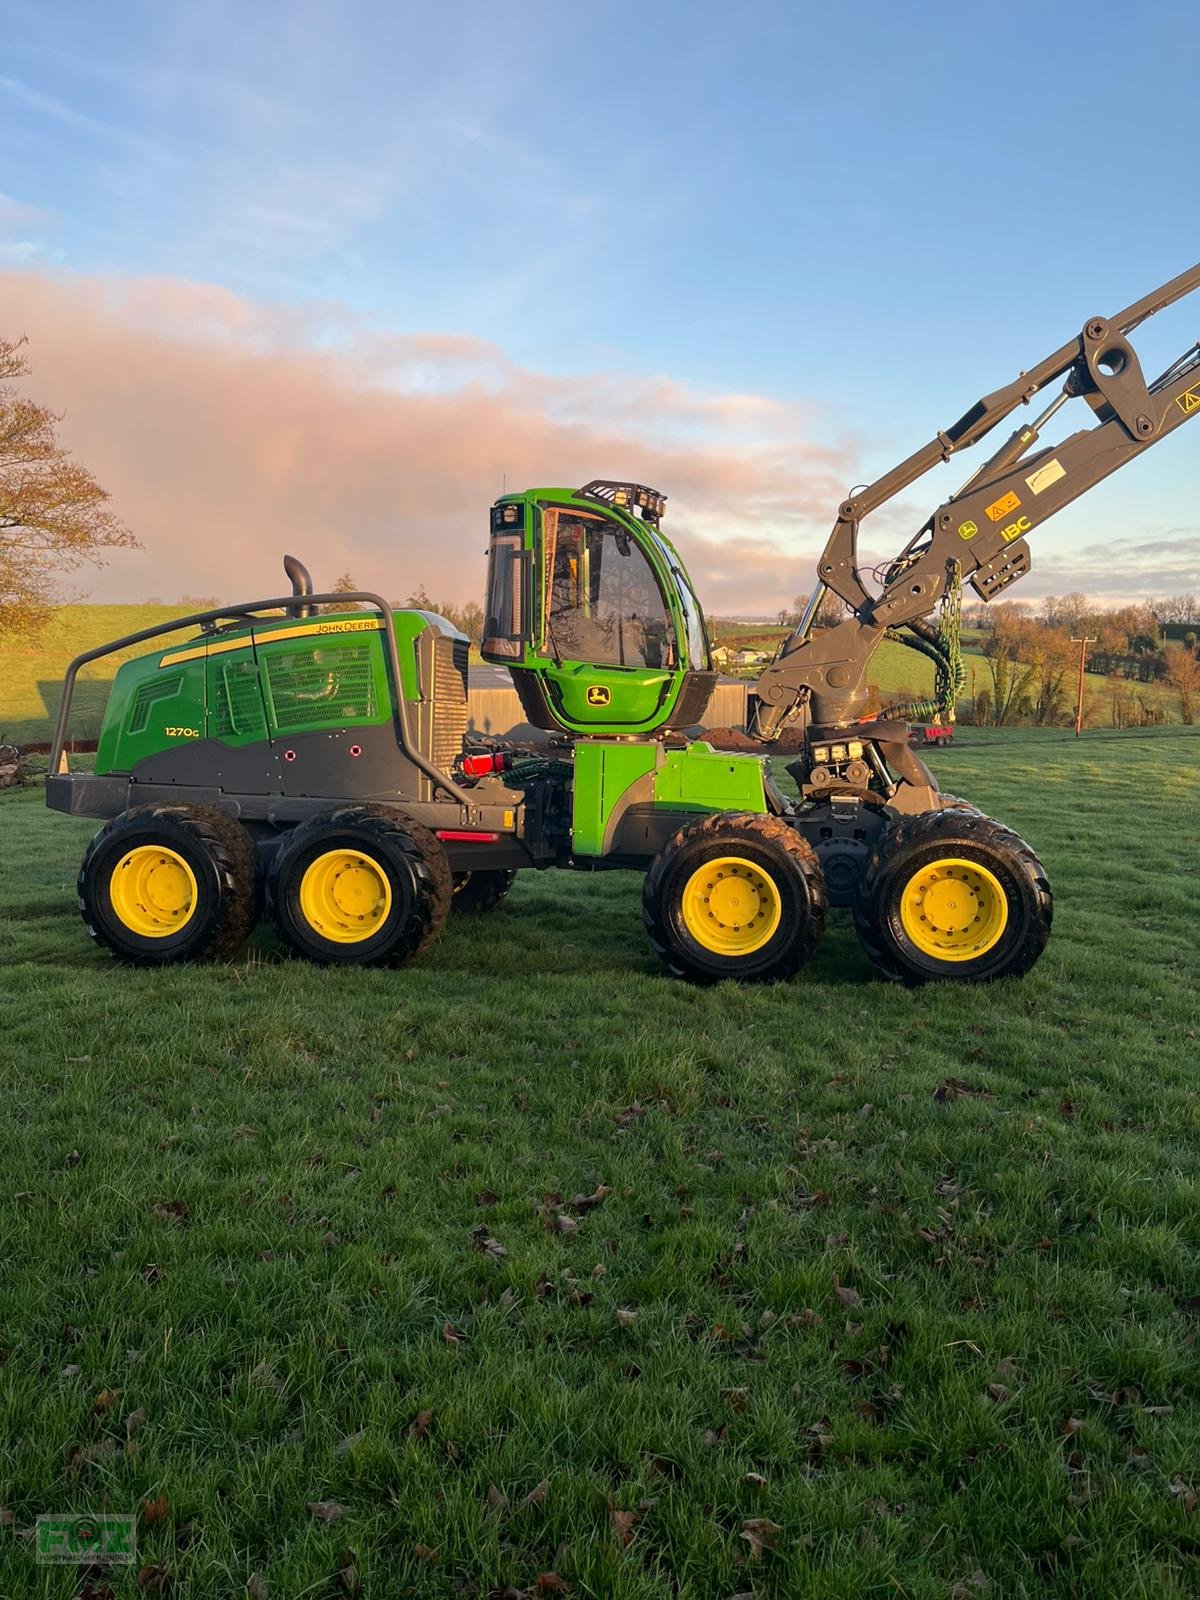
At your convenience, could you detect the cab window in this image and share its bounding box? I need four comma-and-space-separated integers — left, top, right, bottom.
542, 509, 674, 669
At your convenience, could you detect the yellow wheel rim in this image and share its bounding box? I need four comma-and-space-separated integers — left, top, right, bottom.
680, 854, 783, 957
899, 856, 1009, 962
299, 848, 392, 943
109, 845, 198, 938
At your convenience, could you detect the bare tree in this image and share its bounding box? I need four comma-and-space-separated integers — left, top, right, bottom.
1164, 646, 1200, 725
0, 336, 138, 636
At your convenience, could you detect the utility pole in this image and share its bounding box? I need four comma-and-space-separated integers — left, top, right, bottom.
1071, 635, 1097, 737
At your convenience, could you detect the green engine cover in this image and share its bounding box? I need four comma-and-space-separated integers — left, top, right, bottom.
95, 610, 436, 775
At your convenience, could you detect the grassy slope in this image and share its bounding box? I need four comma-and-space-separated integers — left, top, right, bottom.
1, 728, 1199, 1597
0, 607, 194, 744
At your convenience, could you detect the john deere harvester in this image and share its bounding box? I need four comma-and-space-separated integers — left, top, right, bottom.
48, 265, 1200, 982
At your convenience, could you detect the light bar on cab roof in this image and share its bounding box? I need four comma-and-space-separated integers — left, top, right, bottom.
576, 479, 667, 524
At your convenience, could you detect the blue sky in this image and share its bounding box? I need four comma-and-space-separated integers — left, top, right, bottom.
1, 0, 1198, 607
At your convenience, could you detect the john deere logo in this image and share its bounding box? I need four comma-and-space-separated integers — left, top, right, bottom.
958, 520, 978, 540
586, 684, 612, 706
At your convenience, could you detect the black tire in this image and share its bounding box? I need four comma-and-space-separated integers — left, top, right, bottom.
267, 804, 451, 967
79, 805, 261, 965
451, 869, 517, 914
853, 809, 1052, 986
643, 812, 828, 984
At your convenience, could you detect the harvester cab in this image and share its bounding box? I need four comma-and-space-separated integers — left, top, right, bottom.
481, 480, 716, 736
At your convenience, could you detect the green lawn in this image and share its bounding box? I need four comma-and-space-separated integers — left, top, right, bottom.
2, 729, 1199, 1597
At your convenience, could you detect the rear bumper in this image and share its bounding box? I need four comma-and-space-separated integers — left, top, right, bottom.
45, 773, 131, 817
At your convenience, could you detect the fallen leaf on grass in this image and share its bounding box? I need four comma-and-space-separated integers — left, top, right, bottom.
701, 1426, 727, 1448
554, 1215, 578, 1237
409, 1409, 432, 1439
141, 1494, 171, 1526
570, 1184, 611, 1212
136, 1563, 172, 1594
742, 1472, 768, 1488
609, 1501, 638, 1545
984, 1384, 1010, 1404
1169, 1476, 1198, 1512
486, 1483, 509, 1517
125, 1406, 147, 1439
90, 1387, 122, 1416
471, 1225, 508, 1261
153, 1201, 189, 1227
1060, 1417, 1085, 1437
0, 1508, 13, 1527
336, 1549, 362, 1597
245, 1576, 267, 1599
476, 1189, 500, 1208
442, 1322, 467, 1348
832, 1276, 861, 1308
307, 1501, 348, 1525
535, 1575, 570, 1594
615, 1307, 638, 1328
520, 1478, 550, 1511
334, 1429, 367, 1455
69, 1437, 121, 1470
740, 1517, 782, 1559
249, 1361, 285, 1394
412, 1545, 438, 1560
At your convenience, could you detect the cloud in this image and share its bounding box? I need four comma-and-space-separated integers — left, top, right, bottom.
1027, 532, 1200, 605
0, 266, 853, 613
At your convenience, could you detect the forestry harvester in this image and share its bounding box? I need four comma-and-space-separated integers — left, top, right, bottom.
47, 265, 1200, 983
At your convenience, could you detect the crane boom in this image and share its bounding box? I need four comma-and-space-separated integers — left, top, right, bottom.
752, 263, 1200, 739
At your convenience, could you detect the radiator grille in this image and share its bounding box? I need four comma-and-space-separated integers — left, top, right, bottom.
210, 660, 267, 740
264, 644, 377, 732
129, 672, 184, 735
432, 635, 469, 772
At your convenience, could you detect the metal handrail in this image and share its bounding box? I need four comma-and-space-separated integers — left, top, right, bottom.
50, 591, 475, 806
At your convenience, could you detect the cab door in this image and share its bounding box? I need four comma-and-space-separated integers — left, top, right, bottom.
537, 507, 678, 730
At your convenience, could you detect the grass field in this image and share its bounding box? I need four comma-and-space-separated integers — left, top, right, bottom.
2, 728, 1199, 1597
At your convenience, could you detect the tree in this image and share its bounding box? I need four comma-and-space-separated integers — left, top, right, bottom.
788, 590, 848, 629
1164, 645, 1200, 725
980, 606, 1039, 724
0, 336, 137, 636
321, 570, 361, 613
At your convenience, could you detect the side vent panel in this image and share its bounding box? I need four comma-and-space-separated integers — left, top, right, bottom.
210, 659, 268, 741
129, 672, 184, 735
263, 643, 378, 733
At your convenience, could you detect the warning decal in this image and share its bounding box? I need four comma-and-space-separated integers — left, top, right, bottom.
984, 490, 1022, 523
1177, 385, 1200, 416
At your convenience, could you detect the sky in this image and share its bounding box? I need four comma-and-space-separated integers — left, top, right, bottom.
1, 0, 1198, 613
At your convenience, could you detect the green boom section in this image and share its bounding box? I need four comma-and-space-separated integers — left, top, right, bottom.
95, 611, 432, 775
571, 739, 768, 856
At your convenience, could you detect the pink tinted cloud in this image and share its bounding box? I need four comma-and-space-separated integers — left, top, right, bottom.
1, 267, 854, 613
